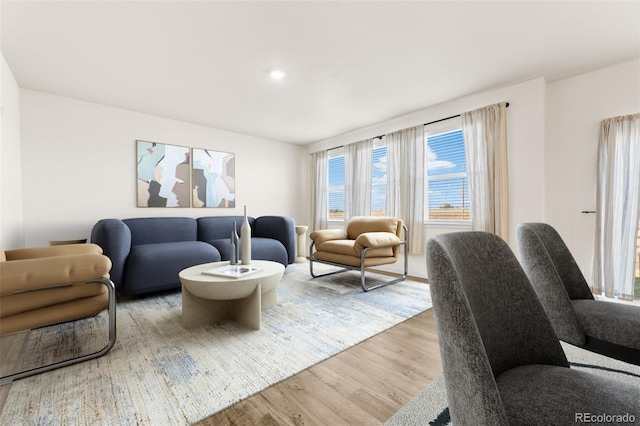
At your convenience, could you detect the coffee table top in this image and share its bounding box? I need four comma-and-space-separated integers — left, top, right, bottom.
179, 260, 285, 300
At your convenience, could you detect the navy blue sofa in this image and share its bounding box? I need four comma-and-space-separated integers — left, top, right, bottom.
91, 215, 295, 296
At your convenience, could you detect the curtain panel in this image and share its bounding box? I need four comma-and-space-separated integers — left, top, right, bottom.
310, 150, 328, 231
385, 125, 425, 255
594, 113, 640, 300
344, 139, 373, 222
461, 102, 509, 240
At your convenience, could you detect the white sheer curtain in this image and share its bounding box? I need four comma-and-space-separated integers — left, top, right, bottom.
461, 102, 509, 240
310, 150, 328, 231
594, 113, 640, 300
385, 125, 425, 254
344, 139, 373, 222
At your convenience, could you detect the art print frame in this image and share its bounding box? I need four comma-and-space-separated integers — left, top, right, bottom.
191, 148, 236, 208
136, 140, 191, 208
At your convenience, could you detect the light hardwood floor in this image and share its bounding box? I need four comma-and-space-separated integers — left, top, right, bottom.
196, 309, 442, 426
0, 291, 442, 425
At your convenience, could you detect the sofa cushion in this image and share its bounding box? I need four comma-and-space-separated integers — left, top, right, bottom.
346, 216, 399, 239
124, 217, 197, 246
197, 216, 255, 241
91, 219, 132, 287
354, 232, 400, 255
252, 216, 297, 264
207, 237, 288, 266
251, 237, 288, 266
123, 241, 220, 294
316, 238, 395, 258
315, 240, 357, 256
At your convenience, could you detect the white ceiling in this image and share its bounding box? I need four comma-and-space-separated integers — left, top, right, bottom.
2, 1, 639, 144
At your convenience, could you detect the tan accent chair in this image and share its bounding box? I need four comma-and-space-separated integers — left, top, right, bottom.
0, 243, 116, 384
309, 216, 408, 291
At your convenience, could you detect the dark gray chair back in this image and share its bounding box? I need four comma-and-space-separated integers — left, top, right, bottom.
426, 231, 568, 425
516, 223, 588, 345
516, 223, 593, 300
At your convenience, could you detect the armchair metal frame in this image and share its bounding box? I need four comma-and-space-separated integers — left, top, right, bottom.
309, 224, 408, 292
0, 277, 117, 385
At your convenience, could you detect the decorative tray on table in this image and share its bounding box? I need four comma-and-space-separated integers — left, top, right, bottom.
201, 265, 262, 279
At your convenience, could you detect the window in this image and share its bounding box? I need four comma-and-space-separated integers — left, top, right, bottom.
371, 140, 387, 216
325, 121, 471, 224
328, 150, 345, 220
326, 141, 388, 221
425, 126, 470, 222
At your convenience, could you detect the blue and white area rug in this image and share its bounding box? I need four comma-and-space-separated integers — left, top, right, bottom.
0, 263, 430, 425
385, 342, 640, 426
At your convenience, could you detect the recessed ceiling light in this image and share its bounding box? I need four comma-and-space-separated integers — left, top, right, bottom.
270, 70, 286, 80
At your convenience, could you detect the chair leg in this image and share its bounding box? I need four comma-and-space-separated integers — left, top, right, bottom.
309, 241, 351, 279
359, 242, 408, 292
310, 241, 409, 292
0, 277, 117, 385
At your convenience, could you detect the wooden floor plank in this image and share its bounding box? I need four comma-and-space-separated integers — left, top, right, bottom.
198, 309, 441, 425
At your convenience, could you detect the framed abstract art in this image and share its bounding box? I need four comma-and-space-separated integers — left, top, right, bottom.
191, 148, 235, 208
136, 140, 191, 207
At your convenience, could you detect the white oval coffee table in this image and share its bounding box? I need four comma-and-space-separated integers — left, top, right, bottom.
179, 260, 285, 330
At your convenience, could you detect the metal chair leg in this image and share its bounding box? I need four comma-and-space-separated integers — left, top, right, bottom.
359, 241, 408, 291
309, 238, 409, 292
0, 277, 117, 385
309, 241, 350, 279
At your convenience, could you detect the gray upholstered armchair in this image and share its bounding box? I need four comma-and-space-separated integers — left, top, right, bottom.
517, 222, 640, 366
426, 232, 639, 425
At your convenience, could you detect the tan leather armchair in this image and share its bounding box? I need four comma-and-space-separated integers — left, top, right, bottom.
0, 243, 116, 384
309, 216, 408, 291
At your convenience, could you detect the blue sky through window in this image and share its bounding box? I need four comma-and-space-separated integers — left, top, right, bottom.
327, 129, 468, 216
427, 130, 466, 177
427, 130, 469, 210
328, 156, 344, 211
328, 146, 388, 213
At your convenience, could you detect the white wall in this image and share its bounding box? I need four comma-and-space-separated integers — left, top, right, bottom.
1, 53, 23, 249
546, 59, 640, 283
19, 89, 307, 247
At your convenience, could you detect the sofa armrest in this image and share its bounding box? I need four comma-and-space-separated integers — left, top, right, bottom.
0, 254, 112, 296
253, 216, 296, 264
310, 229, 348, 246
91, 219, 132, 287
5, 244, 103, 260
354, 232, 401, 253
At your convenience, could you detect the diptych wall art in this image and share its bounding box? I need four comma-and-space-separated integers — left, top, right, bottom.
192, 148, 235, 208
137, 140, 191, 207
136, 140, 235, 208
